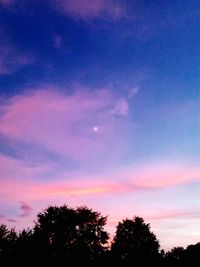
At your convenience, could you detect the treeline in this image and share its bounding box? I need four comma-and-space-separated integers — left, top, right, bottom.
0, 205, 199, 266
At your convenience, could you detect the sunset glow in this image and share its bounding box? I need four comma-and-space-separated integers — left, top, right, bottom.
1, 0, 200, 251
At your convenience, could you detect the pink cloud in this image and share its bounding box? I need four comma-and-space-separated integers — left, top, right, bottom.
0, 87, 132, 167
1, 151, 200, 205
107, 208, 200, 228
148, 209, 200, 221
1, 152, 200, 250
0, 214, 5, 220
7, 218, 17, 222
0, 152, 122, 202
0, 172, 120, 200
1, 150, 200, 206
54, 0, 127, 20
126, 163, 200, 188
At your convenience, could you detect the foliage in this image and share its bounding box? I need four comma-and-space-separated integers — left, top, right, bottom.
1, 206, 200, 266
111, 216, 160, 265
0, 224, 17, 261
33, 205, 109, 264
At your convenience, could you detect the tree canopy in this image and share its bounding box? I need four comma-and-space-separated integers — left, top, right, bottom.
0, 205, 200, 266
111, 216, 160, 265
33, 205, 109, 264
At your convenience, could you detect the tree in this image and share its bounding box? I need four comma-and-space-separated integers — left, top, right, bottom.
184, 243, 200, 266
0, 224, 10, 260
15, 228, 36, 263
33, 205, 109, 264
111, 216, 160, 265
0, 224, 17, 262
165, 247, 185, 267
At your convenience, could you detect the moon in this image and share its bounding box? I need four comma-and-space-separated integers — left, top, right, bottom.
93, 126, 98, 132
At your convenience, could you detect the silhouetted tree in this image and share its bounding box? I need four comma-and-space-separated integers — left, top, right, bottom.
33, 205, 109, 265
164, 243, 200, 267
0, 224, 9, 260
184, 243, 200, 266
0, 224, 17, 262
2, 206, 200, 266
111, 216, 160, 265
14, 228, 35, 263
165, 246, 185, 266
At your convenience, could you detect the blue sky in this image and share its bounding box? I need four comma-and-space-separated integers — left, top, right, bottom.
1, 0, 200, 250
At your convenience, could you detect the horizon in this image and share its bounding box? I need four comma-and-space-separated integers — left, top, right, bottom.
1, 0, 200, 251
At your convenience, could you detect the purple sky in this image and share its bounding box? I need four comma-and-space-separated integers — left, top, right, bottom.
1, 0, 200, 250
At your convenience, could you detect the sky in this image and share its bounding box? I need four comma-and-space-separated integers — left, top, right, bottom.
0, 0, 200, 251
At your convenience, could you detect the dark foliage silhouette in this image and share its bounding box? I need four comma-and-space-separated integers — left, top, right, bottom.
0, 224, 17, 263
14, 228, 36, 263
184, 243, 200, 266
164, 243, 200, 266
1, 205, 200, 266
33, 205, 109, 265
165, 247, 185, 266
111, 216, 161, 265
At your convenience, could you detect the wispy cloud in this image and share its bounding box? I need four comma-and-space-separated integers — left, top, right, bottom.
53, 34, 64, 49
19, 203, 33, 217
0, 43, 34, 75
0, 87, 132, 167
1, 150, 200, 204
1, 151, 200, 247
0, 166, 121, 202
0, 214, 6, 220
0, 0, 15, 5
1, 0, 127, 21
110, 98, 129, 116
128, 86, 139, 99
0, 214, 17, 223
126, 163, 200, 188
54, 0, 127, 21
1, 86, 200, 246
149, 209, 200, 221
7, 218, 17, 223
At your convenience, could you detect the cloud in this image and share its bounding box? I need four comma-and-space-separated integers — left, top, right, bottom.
1, 150, 200, 204
0, 153, 52, 183
7, 218, 17, 222
127, 163, 200, 188
128, 86, 139, 99
107, 208, 200, 228
19, 203, 33, 217
0, 43, 34, 75
1, 0, 127, 21
0, 167, 121, 202
0, 87, 132, 168
0, 214, 5, 220
53, 34, 63, 49
1, 86, 200, 244
0, 214, 17, 223
149, 209, 200, 221
1, 150, 200, 245
54, 0, 127, 20
0, 0, 15, 5
110, 98, 129, 116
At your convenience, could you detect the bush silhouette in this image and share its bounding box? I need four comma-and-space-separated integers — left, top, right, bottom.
111, 216, 160, 265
